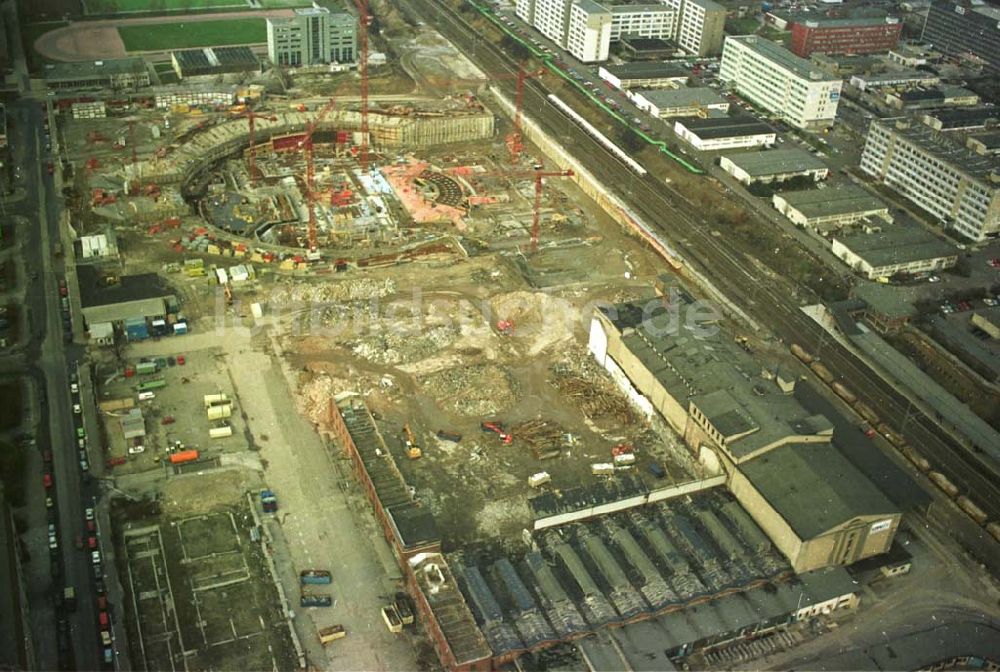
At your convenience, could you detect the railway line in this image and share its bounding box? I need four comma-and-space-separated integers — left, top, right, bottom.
408, 0, 1000, 525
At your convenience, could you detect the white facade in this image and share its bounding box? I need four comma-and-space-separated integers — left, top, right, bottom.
719, 35, 842, 129
609, 5, 676, 41
532, 0, 575, 45
831, 237, 957, 279
266, 7, 357, 67
674, 120, 776, 151
662, 0, 727, 56
860, 121, 1000, 242
567, 0, 613, 62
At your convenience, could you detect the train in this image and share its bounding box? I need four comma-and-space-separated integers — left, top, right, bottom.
546, 94, 648, 176
791, 342, 997, 540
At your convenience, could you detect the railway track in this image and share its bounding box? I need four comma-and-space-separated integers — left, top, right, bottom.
408, 0, 1000, 522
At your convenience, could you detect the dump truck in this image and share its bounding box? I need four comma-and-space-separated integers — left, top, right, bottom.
394, 593, 414, 625
261, 490, 278, 513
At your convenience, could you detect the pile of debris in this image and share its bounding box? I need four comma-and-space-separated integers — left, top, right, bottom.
420, 364, 517, 416
510, 419, 567, 460
549, 351, 637, 426
272, 277, 399, 305
348, 324, 458, 365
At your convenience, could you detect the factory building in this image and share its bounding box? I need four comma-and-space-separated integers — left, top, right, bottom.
921, 0, 1000, 73
631, 87, 729, 118
673, 116, 776, 151
266, 6, 357, 67
720, 35, 842, 130
831, 223, 959, 279
788, 16, 902, 57
44, 58, 151, 91
773, 186, 891, 232
719, 147, 829, 184
860, 120, 1000, 242
587, 299, 901, 573
77, 265, 176, 331
170, 46, 260, 80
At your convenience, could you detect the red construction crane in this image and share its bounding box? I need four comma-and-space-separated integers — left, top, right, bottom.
231, 106, 278, 186
471, 167, 573, 252
353, 0, 371, 173
302, 98, 338, 253
425, 65, 544, 164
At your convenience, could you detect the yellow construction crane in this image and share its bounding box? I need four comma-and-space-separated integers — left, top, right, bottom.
403, 424, 422, 459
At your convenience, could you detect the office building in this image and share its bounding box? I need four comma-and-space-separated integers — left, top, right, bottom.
860, 121, 1000, 242
631, 87, 729, 117
831, 223, 958, 279
44, 58, 151, 91
674, 116, 776, 151
720, 148, 829, 184
266, 6, 357, 67
720, 35, 842, 130
921, 0, 1000, 73
789, 16, 902, 57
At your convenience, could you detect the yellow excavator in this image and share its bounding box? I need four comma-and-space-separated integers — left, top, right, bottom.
403, 424, 422, 460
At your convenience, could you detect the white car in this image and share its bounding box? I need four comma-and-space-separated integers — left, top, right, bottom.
48, 523, 58, 549
85, 507, 95, 521
91, 550, 101, 566
127, 445, 145, 455
70, 383, 78, 394
73, 404, 81, 414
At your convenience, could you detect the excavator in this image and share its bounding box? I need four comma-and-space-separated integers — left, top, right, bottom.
403, 424, 422, 459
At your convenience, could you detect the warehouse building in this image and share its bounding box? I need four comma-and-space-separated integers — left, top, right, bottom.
171, 47, 260, 80
860, 120, 1000, 242
77, 265, 176, 329
674, 116, 776, 151
788, 16, 902, 57
588, 299, 901, 573
598, 61, 690, 89
44, 58, 151, 91
773, 186, 891, 232
848, 69, 940, 91
719, 148, 829, 184
921, 0, 1000, 73
920, 107, 999, 131
831, 223, 958, 279
266, 6, 357, 67
631, 87, 728, 117
884, 85, 979, 110
967, 131, 1000, 156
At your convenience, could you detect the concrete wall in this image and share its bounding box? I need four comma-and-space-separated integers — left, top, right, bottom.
726, 467, 805, 569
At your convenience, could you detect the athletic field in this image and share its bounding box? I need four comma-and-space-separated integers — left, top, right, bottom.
117, 17, 266, 51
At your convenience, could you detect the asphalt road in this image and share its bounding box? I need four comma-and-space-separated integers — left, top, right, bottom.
1, 99, 101, 670
405, 0, 1000, 554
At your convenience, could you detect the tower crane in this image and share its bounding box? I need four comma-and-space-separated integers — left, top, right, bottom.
231, 106, 278, 186
301, 98, 338, 254
471, 167, 573, 253
353, 0, 371, 173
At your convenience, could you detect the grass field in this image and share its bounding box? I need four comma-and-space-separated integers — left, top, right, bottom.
118, 17, 266, 51
84, 0, 246, 13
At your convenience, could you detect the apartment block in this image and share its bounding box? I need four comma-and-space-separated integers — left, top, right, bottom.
921, 0, 1000, 73
719, 35, 842, 130
266, 6, 357, 67
789, 16, 902, 57
609, 4, 676, 41
860, 121, 1000, 242
669, 0, 726, 56
567, 0, 613, 61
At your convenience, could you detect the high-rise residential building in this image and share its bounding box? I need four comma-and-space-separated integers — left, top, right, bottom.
860, 121, 1000, 242
516, 0, 720, 60
266, 6, 357, 68
788, 16, 902, 57
921, 0, 1000, 73
719, 35, 842, 130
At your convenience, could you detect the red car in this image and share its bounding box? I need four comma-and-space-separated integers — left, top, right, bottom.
46, 162, 54, 175
96, 596, 107, 610
88, 535, 97, 549
98, 611, 109, 627
86, 519, 96, 533
43, 473, 53, 489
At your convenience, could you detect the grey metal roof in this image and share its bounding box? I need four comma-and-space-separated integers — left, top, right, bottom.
723, 148, 827, 176
834, 223, 958, 267
878, 120, 999, 180
675, 116, 775, 140
77, 265, 174, 309
603, 61, 690, 79
779, 185, 888, 218
738, 443, 899, 539
44, 57, 148, 81
639, 87, 728, 108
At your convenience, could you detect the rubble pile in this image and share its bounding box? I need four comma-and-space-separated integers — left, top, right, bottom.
348, 324, 459, 365
549, 350, 637, 426
420, 363, 518, 416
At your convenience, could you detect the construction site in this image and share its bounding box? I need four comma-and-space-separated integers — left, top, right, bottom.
44, 7, 922, 672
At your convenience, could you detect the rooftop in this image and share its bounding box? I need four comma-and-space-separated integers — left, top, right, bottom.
602, 61, 690, 79
600, 299, 833, 462
834, 222, 958, 267
44, 57, 148, 81
921, 106, 1000, 129
879, 120, 1000, 181
739, 443, 899, 538
172, 46, 259, 72
77, 265, 174, 309
725, 35, 840, 81
639, 87, 728, 108
685, 0, 725, 11
722, 147, 827, 176
779, 185, 888, 218
675, 115, 775, 139
610, 2, 674, 13
795, 14, 900, 28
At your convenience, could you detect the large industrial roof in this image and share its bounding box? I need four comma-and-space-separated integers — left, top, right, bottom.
725, 35, 839, 81
834, 223, 958, 267
675, 116, 774, 139
779, 185, 888, 218
722, 148, 827, 176
44, 57, 148, 81
172, 47, 259, 72
602, 61, 690, 79
739, 443, 899, 539
640, 87, 727, 108
77, 265, 174, 309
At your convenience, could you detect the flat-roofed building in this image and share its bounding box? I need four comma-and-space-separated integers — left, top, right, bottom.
171, 46, 260, 79
773, 186, 891, 232
674, 116, 776, 151
789, 16, 902, 57
860, 120, 1000, 241
921, 0, 1000, 73
885, 85, 979, 110
588, 298, 901, 573
44, 58, 151, 91
720, 35, 842, 129
631, 87, 728, 117
919, 107, 999, 131
266, 6, 356, 67
831, 222, 959, 278
720, 147, 829, 184
848, 69, 940, 91
967, 131, 1000, 156
598, 61, 690, 89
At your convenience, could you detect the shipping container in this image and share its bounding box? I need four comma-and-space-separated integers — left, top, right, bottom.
301, 594, 333, 608
591, 463, 615, 476
300, 570, 333, 585
207, 404, 232, 420
956, 496, 988, 525
136, 378, 166, 392
381, 605, 403, 633
790, 343, 812, 364
203, 394, 229, 408
928, 472, 959, 498
169, 450, 199, 465
135, 361, 157, 376
527, 472, 551, 488
173, 322, 188, 335
318, 625, 346, 644
99, 398, 135, 412
209, 425, 233, 439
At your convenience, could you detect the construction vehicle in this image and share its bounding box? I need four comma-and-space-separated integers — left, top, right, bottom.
481, 421, 512, 445
393, 593, 414, 625
402, 424, 422, 459
496, 319, 514, 336
436, 430, 462, 443
260, 489, 278, 513
300, 570, 333, 585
